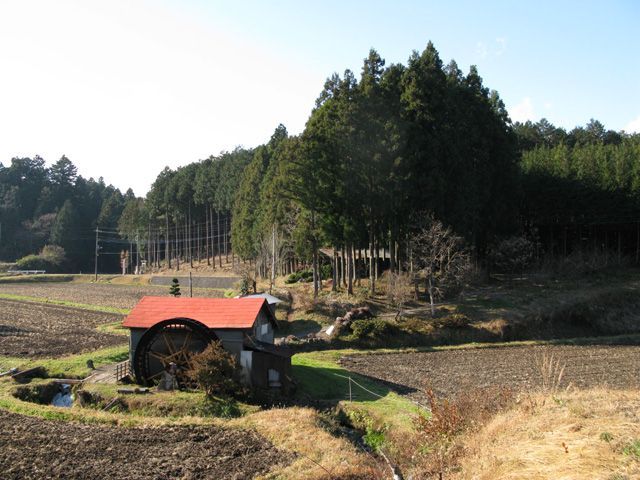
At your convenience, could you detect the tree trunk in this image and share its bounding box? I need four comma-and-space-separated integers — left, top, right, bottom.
225, 215, 229, 263
217, 211, 222, 268
369, 235, 375, 295
166, 212, 171, 269
332, 248, 338, 292
389, 232, 395, 274
352, 245, 356, 286
636, 222, 639, 264
341, 246, 346, 288
374, 239, 379, 281
312, 212, 319, 299
347, 244, 353, 295
205, 205, 210, 266
189, 205, 193, 268
175, 220, 180, 271
270, 224, 276, 294
428, 274, 435, 317
618, 230, 622, 264
209, 206, 216, 270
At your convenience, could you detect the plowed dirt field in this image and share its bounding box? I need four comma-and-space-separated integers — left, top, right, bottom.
0, 299, 126, 357
0, 410, 292, 479
0, 282, 225, 310
340, 344, 640, 401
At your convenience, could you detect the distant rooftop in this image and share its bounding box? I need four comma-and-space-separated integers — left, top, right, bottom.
243, 293, 284, 304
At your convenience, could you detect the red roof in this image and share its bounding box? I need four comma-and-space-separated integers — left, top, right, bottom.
122, 296, 273, 329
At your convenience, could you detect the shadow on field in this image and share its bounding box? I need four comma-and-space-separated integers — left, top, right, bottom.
292, 363, 418, 407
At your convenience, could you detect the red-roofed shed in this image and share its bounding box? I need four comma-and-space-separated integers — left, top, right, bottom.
123, 296, 290, 391
123, 296, 276, 330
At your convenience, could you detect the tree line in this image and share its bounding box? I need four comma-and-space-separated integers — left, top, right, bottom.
0, 155, 130, 272
519, 129, 640, 263
2, 41, 639, 285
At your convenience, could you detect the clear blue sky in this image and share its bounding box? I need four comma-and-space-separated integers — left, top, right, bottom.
192, 0, 639, 130
1, 0, 638, 195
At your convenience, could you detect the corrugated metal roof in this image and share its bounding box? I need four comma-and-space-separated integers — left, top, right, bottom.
122, 296, 271, 329
243, 293, 284, 304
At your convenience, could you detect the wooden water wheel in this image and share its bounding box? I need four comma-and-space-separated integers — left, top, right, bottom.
132, 318, 217, 386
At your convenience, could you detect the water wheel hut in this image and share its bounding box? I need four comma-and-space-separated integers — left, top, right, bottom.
122, 296, 292, 391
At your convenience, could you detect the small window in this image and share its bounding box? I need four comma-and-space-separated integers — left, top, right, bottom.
268, 368, 281, 387
261, 323, 269, 335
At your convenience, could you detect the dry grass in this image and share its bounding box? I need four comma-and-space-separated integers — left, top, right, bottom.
455, 388, 640, 479
238, 407, 380, 479
535, 352, 566, 393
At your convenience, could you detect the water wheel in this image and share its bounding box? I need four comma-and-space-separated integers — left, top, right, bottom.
132, 318, 217, 386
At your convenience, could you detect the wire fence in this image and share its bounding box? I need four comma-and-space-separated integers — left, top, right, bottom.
334, 373, 429, 411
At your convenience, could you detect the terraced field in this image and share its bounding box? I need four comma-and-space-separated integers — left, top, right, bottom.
0, 282, 225, 310
341, 344, 640, 401
0, 299, 125, 357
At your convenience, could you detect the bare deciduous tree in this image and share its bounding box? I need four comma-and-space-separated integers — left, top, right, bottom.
410, 213, 471, 316
387, 271, 413, 320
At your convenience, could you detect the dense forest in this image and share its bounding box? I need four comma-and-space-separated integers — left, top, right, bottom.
1, 42, 639, 285
0, 155, 131, 272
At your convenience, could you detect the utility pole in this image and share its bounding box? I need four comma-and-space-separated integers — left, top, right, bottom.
94, 227, 99, 282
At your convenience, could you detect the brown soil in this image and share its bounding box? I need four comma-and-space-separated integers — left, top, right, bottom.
0, 283, 225, 310
0, 410, 292, 479
0, 299, 126, 357
340, 344, 640, 402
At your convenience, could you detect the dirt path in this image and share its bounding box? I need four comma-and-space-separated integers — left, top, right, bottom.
0, 410, 292, 479
286, 289, 302, 323
340, 344, 640, 402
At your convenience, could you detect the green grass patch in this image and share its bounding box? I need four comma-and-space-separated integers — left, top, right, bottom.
79, 383, 258, 419
292, 351, 421, 432
0, 345, 129, 379
623, 439, 640, 458
96, 321, 128, 335
0, 293, 130, 315
0, 274, 76, 283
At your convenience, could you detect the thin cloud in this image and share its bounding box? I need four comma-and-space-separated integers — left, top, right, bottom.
624, 115, 640, 133
476, 41, 488, 59
510, 97, 535, 123
495, 37, 507, 56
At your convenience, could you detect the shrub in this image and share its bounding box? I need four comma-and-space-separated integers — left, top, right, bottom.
347, 408, 387, 453
300, 269, 314, 282
169, 278, 181, 297
239, 276, 250, 295
15, 255, 51, 271
351, 319, 396, 339
409, 387, 514, 478
436, 313, 471, 329
285, 269, 314, 284
187, 341, 242, 398
320, 263, 332, 280
285, 272, 301, 284
491, 235, 535, 274
40, 245, 66, 265
15, 245, 67, 273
